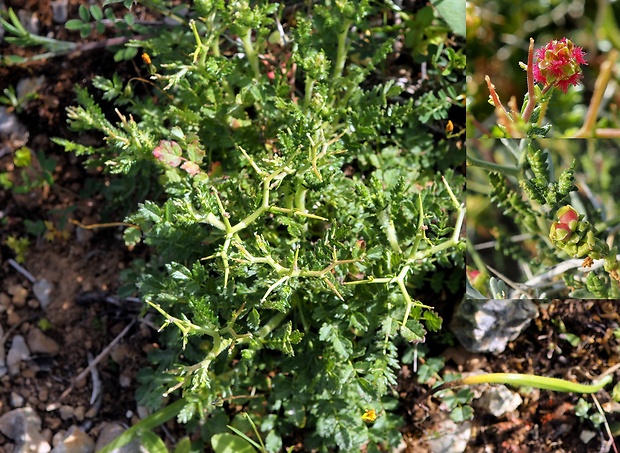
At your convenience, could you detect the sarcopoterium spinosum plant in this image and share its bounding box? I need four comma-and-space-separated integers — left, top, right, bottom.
473, 35, 620, 139
467, 139, 620, 300
54, 0, 465, 450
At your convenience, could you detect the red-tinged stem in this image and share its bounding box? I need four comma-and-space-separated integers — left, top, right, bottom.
522, 38, 537, 123
595, 128, 620, 138
485, 75, 509, 118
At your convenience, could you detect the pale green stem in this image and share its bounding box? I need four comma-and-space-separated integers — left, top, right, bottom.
240, 28, 261, 80
332, 19, 352, 80
420, 373, 613, 404
253, 312, 288, 340
304, 77, 315, 111
462, 373, 612, 393
294, 178, 307, 212
378, 207, 402, 254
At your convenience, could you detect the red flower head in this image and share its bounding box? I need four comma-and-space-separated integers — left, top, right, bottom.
532, 38, 587, 93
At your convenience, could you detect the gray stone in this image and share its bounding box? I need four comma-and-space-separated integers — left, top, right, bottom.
17, 9, 40, 35
7, 335, 30, 376
10, 392, 24, 408
450, 299, 538, 353
426, 415, 471, 453
0, 407, 51, 453
33, 279, 54, 310
16, 76, 45, 101
476, 384, 523, 417
50, 426, 94, 453
0, 107, 29, 147
51, 0, 69, 23
580, 430, 597, 444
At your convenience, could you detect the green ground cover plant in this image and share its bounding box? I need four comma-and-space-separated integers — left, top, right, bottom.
22, 0, 468, 450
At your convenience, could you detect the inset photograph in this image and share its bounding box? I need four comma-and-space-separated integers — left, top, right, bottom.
467, 0, 620, 138
467, 138, 620, 299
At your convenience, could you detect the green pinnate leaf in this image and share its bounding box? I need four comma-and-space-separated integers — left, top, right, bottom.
423, 310, 442, 331
400, 319, 425, 343
450, 404, 474, 422
186, 141, 205, 163
319, 324, 353, 359
123, 227, 142, 247
264, 430, 282, 453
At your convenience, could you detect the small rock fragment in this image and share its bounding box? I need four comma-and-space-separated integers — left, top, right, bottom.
0, 106, 30, 148
119, 374, 132, 388
580, 430, 597, 444
0, 292, 11, 312
426, 415, 471, 453
7, 309, 22, 326
84, 407, 98, 419
8, 284, 29, 307
73, 406, 85, 422
7, 335, 30, 375
51, 0, 69, 23
50, 426, 94, 453
476, 384, 523, 417
451, 299, 538, 354
27, 328, 60, 355
39, 387, 49, 402
136, 406, 149, 419
0, 407, 51, 453
10, 392, 24, 407
59, 405, 74, 421
16, 76, 45, 101
33, 279, 54, 309
17, 9, 40, 35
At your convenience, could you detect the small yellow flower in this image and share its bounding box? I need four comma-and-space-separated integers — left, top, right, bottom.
141, 53, 152, 65
362, 409, 377, 422
445, 120, 454, 133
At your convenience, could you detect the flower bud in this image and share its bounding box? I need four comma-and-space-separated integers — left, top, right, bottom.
556, 205, 580, 231
550, 221, 572, 242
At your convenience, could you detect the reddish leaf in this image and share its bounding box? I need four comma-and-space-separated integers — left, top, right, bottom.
153, 140, 182, 167
181, 161, 200, 176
